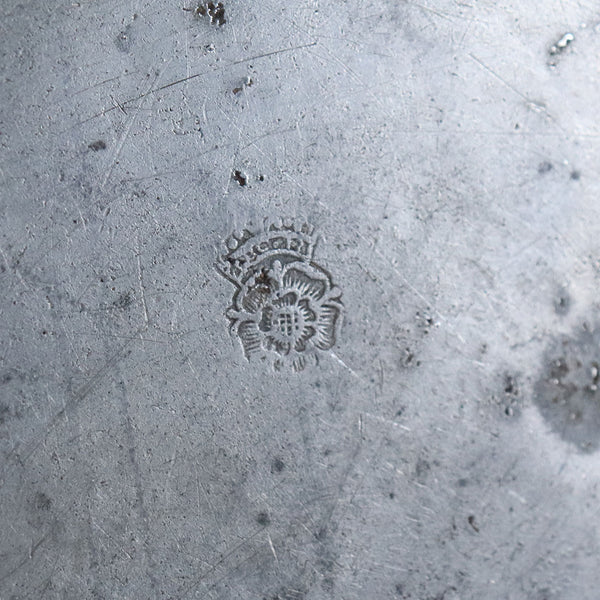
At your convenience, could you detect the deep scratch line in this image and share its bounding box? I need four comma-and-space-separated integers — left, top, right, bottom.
468, 53, 563, 132
10, 334, 140, 467
72, 42, 317, 128
178, 527, 265, 598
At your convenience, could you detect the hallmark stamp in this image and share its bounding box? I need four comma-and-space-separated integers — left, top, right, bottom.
217, 220, 343, 371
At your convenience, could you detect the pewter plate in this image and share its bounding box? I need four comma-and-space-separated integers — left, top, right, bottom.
1, 1, 599, 599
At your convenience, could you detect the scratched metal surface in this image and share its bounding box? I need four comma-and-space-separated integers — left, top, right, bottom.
1, 1, 600, 599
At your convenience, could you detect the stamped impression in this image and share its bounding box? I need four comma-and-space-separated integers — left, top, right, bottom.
217, 220, 343, 371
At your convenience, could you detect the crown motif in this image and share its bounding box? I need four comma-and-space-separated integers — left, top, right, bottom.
218, 219, 316, 286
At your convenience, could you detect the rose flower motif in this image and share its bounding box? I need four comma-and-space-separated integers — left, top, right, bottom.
227, 260, 342, 371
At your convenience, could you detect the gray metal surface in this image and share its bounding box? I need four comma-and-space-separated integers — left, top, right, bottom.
1, 1, 600, 598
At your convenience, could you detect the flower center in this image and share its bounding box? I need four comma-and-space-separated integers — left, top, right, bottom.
273, 307, 304, 342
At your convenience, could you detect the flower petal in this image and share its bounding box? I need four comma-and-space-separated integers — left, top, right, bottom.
294, 326, 315, 352
237, 321, 263, 357
313, 304, 341, 350
274, 292, 297, 308
292, 355, 307, 372
283, 267, 327, 301
259, 305, 273, 332
242, 284, 270, 313
297, 298, 316, 322
265, 336, 291, 356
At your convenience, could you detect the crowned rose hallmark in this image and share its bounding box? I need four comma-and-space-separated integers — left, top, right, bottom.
216, 220, 343, 371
